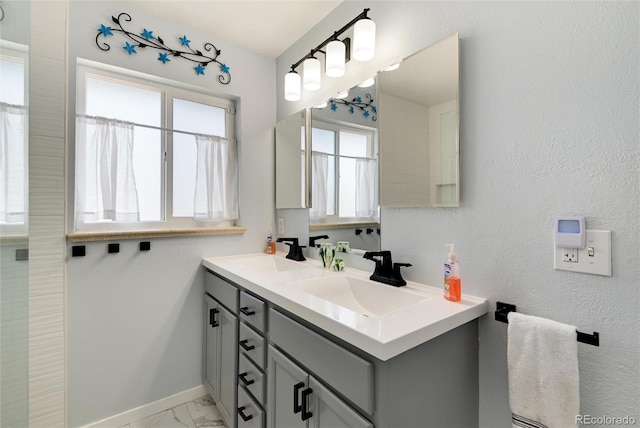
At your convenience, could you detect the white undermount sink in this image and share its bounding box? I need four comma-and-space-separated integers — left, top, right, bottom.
287, 274, 431, 318
225, 254, 315, 273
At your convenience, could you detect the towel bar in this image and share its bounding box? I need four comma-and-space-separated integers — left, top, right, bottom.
495, 302, 599, 346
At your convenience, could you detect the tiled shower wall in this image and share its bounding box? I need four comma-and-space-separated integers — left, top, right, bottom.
28, 1, 68, 426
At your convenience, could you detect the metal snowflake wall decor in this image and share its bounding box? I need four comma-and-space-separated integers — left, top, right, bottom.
330, 93, 376, 121
96, 13, 231, 85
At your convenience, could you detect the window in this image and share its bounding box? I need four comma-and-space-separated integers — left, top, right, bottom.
75, 63, 237, 231
307, 120, 378, 222
0, 42, 28, 235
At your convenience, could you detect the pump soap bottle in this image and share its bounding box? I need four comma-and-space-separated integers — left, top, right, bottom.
444, 244, 461, 302
265, 234, 276, 254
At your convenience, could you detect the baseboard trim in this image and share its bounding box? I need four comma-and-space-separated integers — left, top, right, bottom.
80, 385, 209, 428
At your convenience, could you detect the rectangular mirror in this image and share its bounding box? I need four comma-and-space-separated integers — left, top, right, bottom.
309, 87, 380, 251
310, 86, 379, 223
378, 32, 460, 207
275, 108, 310, 209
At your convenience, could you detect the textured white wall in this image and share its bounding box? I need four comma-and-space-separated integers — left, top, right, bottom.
278, 2, 639, 426
29, 1, 68, 427
66, 2, 276, 426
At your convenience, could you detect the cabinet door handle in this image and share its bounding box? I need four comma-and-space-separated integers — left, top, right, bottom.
239, 339, 255, 351
209, 308, 219, 327
293, 382, 305, 414
301, 387, 313, 421
238, 406, 253, 422
238, 371, 255, 386
239, 306, 256, 316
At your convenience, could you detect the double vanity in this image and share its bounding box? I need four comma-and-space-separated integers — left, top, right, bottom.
201, 252, 487, 428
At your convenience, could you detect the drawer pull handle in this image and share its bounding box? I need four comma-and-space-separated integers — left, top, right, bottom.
240, 306, 256, 316
293, 382, 305, 414
239, 339, 255, 351
301, 387, 313, 421
209, 308, 219, 328
239, 372, 255, 386
238, 406, 253, 422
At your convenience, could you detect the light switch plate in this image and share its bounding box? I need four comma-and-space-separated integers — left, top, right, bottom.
554, 230, 612, 276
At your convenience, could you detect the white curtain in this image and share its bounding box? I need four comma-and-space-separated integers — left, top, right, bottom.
75, 116, 140, 222
355, 158, 378, 218
310, 151, 328, 220
194, 134, 238, 221
0, 103, 27, 223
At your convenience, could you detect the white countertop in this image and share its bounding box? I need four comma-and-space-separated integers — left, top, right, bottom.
202, 252, 487, 361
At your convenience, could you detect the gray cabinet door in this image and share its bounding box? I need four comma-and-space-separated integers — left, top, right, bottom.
308, 377, 373, 428
267, 346, 307, 428
204, 295, 220, 401
218, 304, 238, 428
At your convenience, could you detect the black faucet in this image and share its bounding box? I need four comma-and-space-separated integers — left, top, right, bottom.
362, 251, 412, 287
276, 238, 306, 261
309, 235, 329, 248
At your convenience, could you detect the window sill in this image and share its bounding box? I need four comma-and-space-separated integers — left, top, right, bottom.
309, 221, 379, 231
1, 235, 28, 246
67, 227, 246, 242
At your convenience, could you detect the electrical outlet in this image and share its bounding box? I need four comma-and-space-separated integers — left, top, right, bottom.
278, 217, 285, 234
562, 248, 578, 263
554, 230, 612, 276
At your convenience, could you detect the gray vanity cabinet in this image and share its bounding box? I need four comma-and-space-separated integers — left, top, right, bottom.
267, 345, 307, 428
267, 345, 372, 428
308, 377, 373, 428
204, 272, 239, 428
204, 267, 480, 428
238, 290, 267, 428
203, 295, 220, 397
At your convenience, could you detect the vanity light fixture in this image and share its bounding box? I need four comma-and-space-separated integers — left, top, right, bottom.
303, 56, 322, 91
284, 8, 375, 101
384, 62, 401, 71
284, 70, 301, 101
358, 77, 375, 88
325, 39, 347, 77
353, 18, 376, 61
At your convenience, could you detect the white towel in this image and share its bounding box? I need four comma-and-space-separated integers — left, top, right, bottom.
507, 312, 580, 428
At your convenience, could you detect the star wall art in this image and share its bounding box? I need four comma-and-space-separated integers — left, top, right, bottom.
95, 12, 231, 85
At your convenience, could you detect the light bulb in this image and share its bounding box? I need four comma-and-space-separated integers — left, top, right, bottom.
284, 71, 301, 101
316, 101, 328, 109
353, 19, 376, 61
325, 40, 346, 77
384, 62, 401, 71
358, 77, 375, 88
336, 90, 349, 99
303, 57, 321, 91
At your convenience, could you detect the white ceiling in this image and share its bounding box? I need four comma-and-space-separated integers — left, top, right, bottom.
126, 0, 344, 58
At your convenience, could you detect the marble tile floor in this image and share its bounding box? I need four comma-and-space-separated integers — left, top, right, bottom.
119, 395, 226, 428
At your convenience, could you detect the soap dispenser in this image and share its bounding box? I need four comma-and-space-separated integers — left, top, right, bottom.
444, 244, 461, 302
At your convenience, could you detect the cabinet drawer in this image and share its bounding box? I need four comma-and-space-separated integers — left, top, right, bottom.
239, 322, 266, 369
269, 309, 374, 415
240, 291, 266, 333
239, 353, 265, 406
205, 271, 238, 313
238, 385, 264, 428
